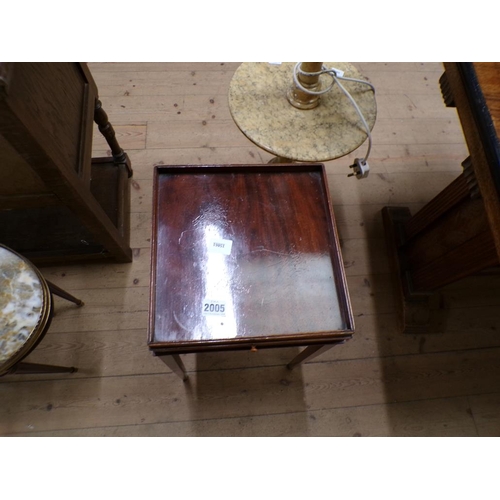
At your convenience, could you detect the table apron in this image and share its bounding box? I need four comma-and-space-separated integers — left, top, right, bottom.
149, 335, 352, 356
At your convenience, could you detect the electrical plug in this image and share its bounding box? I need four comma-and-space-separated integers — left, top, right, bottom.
348, 158, 370, 179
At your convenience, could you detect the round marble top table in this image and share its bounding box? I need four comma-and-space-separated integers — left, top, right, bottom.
0, 244, 52, 374
228, 62, 377, 162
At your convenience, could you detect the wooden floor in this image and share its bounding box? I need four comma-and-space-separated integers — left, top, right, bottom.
2, 62, 500, 437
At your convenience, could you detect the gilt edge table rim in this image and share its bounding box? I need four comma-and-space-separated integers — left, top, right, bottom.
148, 163, 354, 354
0, 244, 54, 373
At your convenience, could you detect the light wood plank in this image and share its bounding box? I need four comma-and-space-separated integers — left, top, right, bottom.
92, 94, 460, 124
146, 120, 251, 149
359, 69, 447, 95
89, 62, 240, 72
370, 118, 466, 146
356, 62, 444, 73
92, 122, 147, 151
374, 93, 460, 120
2, 348, 500, 434
91, 144, 465, 182
92, 70, 235, 97
3, 304, 500, 384
144, 118, 466, 151
90, 95, 233, 122
8, 396, 475, 436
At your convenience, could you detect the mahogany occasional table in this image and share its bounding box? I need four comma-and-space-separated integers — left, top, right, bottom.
148, 164, 354, 380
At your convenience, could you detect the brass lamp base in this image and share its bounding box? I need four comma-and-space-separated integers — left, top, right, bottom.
287, 87, 321, 109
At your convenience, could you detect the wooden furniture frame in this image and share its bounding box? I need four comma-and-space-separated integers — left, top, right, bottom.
148, 163, 354, 380
383, 63, 500, 333
0, 63, 133, 266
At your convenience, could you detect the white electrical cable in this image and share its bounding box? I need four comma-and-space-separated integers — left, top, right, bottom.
292, 63, 375, 163
331, 74, 373, 162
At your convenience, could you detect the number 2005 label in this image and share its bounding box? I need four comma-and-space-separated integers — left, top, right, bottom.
202, 300, 226, 316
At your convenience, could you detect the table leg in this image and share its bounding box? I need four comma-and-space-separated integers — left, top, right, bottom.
46, 280, 84, 306
159, 354, 189, 381
287, 343, 343, 370
94, 98, 133, 177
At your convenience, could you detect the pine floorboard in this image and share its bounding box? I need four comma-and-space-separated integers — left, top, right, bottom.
1, 62, 499, 437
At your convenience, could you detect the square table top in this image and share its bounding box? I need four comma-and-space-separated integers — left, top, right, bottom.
148, 164, 353, 354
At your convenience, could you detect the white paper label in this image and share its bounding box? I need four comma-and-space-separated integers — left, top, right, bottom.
202, 299, 226, 316
330, 67, 345, 78
208, 238, 233, 255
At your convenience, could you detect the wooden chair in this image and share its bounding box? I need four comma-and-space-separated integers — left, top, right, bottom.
0, 244, 83, 376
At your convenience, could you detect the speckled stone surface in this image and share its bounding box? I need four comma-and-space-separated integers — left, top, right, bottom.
228, 62, 377, 162
0, 247, 44, 368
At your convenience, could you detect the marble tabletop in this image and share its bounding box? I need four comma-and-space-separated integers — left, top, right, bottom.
0, 246, 45, 370
228, 62, 377, 162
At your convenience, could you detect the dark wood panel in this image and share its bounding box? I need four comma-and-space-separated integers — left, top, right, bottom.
384, 63, 500, 334
3, 63, 88, 175
0, 63, 132, 264
403, 174, 470, 239
471, 63, 500, 192
406, 196, 491, 271
411, 230, 499, 292
444, 62, 500, 258
0, 205, 104, 256
0, 134, 49, 196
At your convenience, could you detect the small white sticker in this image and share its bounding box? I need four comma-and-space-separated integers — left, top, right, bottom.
330, 66, 345, 78
208, 238, 233, 255
202, 299, 226, 316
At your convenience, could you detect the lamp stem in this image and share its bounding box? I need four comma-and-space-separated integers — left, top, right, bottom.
287, 62, 323, 109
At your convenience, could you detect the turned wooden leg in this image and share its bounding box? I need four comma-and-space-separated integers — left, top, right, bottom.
46, 280, 84, 306
439, 71, 455, 108
287, 343, 343, 370
159, 354, 188, 381
94, 98, 133, 177
9, 362, 77, 374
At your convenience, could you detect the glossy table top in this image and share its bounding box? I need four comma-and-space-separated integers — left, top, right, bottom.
228, 62, 377, 162
148, 164, 354, 353
0, 245, 48, 371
